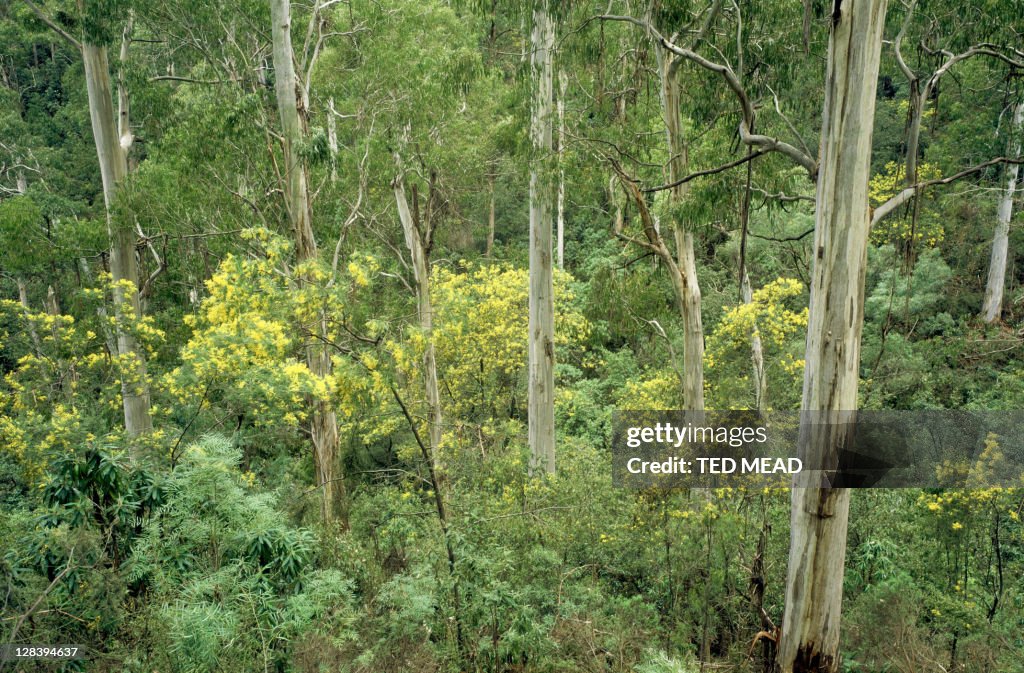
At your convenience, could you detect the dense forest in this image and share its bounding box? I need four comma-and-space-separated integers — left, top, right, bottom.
1, 0, 1023, 671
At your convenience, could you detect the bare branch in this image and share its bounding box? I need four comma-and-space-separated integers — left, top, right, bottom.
23, 0, 81, 51
872, 156, 1024, 227
149, 75, 239, 84
598, 14, 818, 179
643, 148, 768, 193
893, 0, 918, 83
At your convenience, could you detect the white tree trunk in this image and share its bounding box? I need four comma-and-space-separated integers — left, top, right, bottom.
741, 269, 767, 412
528, 0, 556, 475
270, 0, 344, 524
778, 2, 888, 672
556, 70, 566, 269
981, 100, 1023, 323
327, 97, 339, 183
17, 278, 41, 354
486, 168, 496, 257
393, 167, 444, 461
82, 41, 153, 437
656, 44, 705, 411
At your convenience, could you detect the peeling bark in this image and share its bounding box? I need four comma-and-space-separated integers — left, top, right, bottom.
528, 0, 556, 475
778, 1, 889, 671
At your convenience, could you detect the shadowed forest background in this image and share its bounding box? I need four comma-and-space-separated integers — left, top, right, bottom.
1, 0, 1023, 671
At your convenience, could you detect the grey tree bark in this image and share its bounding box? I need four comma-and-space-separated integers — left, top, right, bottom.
777, 2, 888, 672
486, 165, 496, 257
392, 160, 444, 463
82, 40, 153, 437
556, 70, 566, 270
528, 0, 556, 475
654, 42, 705, 411
741, 269, 767, 412
981, 100, 1023, 323
270, 0, 345, 525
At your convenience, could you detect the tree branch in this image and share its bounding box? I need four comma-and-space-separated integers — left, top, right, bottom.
872, 157, 1024, 227
598, 13, 818, 179
24, 0, 81, 51
149, 75, 239, 84
643, 149, 767, 193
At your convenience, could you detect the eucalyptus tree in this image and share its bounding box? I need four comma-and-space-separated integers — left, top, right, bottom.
268, 0, 347, 525
778, 1, 888, 670
890, 0, 1024, 188
23, 0, 154, 438
884, 0, 1024, 316
595, 2, 878, 668
599, 0, 818, 413
527, 0, 557, 474
982, 99, 1023, 322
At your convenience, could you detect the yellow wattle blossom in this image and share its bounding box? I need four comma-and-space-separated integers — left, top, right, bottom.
868, 161, 944, 246
704, 277, 808, 408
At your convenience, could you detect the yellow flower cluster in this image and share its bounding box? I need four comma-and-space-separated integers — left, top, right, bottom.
868, 161, 944, 246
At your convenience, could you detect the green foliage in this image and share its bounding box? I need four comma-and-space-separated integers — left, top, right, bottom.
705, 277, 808, 409
0, 196, 46, 274
127, 436, 357, 673
865, 247, 953, 327
3, 0, 1024, 671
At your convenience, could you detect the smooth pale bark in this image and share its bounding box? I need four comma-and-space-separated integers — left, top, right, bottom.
327, 98, 339, 183
486, 167, 496, 257
270, 0, 345, 524
528, 0, 556, 475
82, 42, 153, 437
981, 100, 1023, 323
741, 270, 767, 412
655, 44, 705, 411
556, 70, 566, 269
392, 166, 444, 463
778, 2, 888, 672
17, 278, 42, 354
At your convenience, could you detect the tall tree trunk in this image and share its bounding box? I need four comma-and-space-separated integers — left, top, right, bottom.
82, 42, 153, 437
16, 278, 42, 354
486, 166, 496, 257
270, 0, 345, 525
327, 97, 339, 183
393, 165, 467, 659
981, 100, 1023, 323
556, 70, 566, 270
656, 45, 705, 411
777, 2, 888, 672
392, 163, 444, 464
741, 269, 767, 412
528, 0, 556, 475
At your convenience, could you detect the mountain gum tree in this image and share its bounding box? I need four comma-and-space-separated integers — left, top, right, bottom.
650, 18, 712, 412
778, 1, 888, 672
269, 0, 346, 525
601, 0, 814, 412
392, 158, 444, 468
982, 99, 1023, 323
528, 0, 556, 475
893, 0, 1024, 191
33, 4, 157, 438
